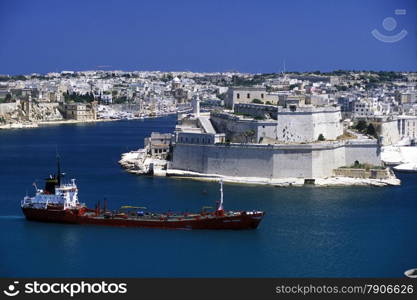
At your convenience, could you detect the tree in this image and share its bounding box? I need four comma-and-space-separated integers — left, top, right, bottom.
366, 123, 377, 138
4, 93, 12, 103
318, 134, 325, 141
243, 130, 256, 143
355, 120, 367, 132
251, 99, 263, 104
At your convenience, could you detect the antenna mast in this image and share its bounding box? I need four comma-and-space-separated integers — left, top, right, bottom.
56, 154, 61, 186
218, 180, 224, 211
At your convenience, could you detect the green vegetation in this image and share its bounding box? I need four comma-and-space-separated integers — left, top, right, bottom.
336, 131, 357, 140
4, 93, 12, 102
0, 94, 13, 103
216, 92, 226, 100
318, 134, 325, 141
334, 85, 348, 91
366, 123, 377, 137
251, 98, 263, 104
63, 91, 95, 103
113, 96, 129, 104
354, 120, 368, 132
230, 73, 276, 86
161, 73, 173, 82
340, 161, 385, 170
353, 120, 378, 138
243, 130, 256, 143
0, 74, 27, 81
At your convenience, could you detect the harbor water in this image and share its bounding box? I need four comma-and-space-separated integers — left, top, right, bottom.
0, 116, 416, 277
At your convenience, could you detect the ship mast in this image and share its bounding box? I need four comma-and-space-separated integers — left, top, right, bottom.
56, 154, 61, 186
218, 180, 224, 211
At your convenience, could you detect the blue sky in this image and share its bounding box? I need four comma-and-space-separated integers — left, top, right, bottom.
0, 0, 416, 74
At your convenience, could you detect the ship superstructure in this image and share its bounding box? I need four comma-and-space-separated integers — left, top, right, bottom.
21, 158, 83, 211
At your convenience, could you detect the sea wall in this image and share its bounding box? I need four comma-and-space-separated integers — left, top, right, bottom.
171, 141, 381, 179
344, 140, 381, 166
334, 168, 390, 179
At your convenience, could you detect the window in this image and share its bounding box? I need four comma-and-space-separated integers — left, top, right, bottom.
247, 93, 250, 99
236, 93, 240, 99
261, 93, 264, 99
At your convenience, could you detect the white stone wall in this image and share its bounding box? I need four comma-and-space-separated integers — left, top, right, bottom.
205, 145, 274, 177
378, 117, 417, 145
225, 88, 277, 109
277, 107, 343, 143
0, 103, 17, 115
344, 141, 381, 166
273, 148, 313, 178
398, 117, 417, 140
380, 120, 400, 145
176, 132, 216, 144
311, 145, 346, 177
171, 141, 381, 179
211, 113, 277, 143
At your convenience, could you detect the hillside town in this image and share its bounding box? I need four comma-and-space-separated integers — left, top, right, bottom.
115, 70, 417, 185
1, 69, 417, 181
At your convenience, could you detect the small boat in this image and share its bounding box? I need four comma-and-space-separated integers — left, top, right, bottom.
21, 157, 265, 230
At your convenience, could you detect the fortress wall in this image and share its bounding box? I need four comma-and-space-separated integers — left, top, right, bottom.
172, 141, 382, 179
211, 114, 276, 143
277, 113, 314, 143
344, 141, 381, 166
205, 145, 274, 177
379, 120, 400, 145
171, 144, 206, 173
311, 146, 346, 177
256, 124, 277, 141
312, 110, 343, 140
211, 115, 254, 142
277, 108, 343, 143
273, 149, 313, 178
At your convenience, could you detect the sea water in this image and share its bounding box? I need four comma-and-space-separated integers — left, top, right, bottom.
0, 116, 416, 277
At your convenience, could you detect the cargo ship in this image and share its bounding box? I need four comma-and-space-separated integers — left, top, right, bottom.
21, 158, 264, 230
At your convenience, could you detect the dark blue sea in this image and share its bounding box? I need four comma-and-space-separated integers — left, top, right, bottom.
0, 116, 416, 277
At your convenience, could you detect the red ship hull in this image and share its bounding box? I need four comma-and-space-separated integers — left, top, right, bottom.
22, 207, 264, 230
